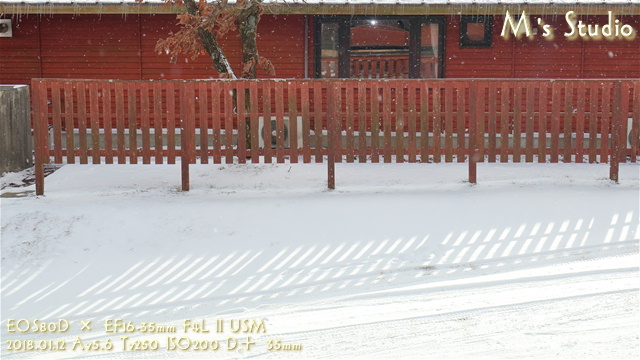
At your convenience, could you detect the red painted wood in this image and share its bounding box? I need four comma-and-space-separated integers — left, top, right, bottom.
250, 81, 260, 163
127, 82, 138, 164
500, 82, 510, 163
63, 82, 75, 164
395, 85, 405, 163
538, 83, 548, 163
357, 81, 367, 163
102, 81, 114, 164
210, 81, 222, 164
420, 83, 429, 162
632, 82, 640, 162
456, 85, 466, 163
115, 82, 126, 164
224, 81, 234, 164
588, 83, 599, 163
487, 82, 497, 163
524, 83, 535, 163
563, 82, 573, 163
140, 82, 151, 164
601, 82, 612, 163
275, 81, 286, 163
444, 85, 454, 163
263, 81, 273, 163
346, 83, 355, 163
166, 81, 177, 164
382, 82, 392, 163
512, 83, 522, 163
89, 82, 100, 164
300, 81, 311, 163
312, 82, 323, 162
198, 81, 209, 164
237, 82, 248, 164
371, 81, 381, 163
287, 81, 299, 163
575, 82, 586, 163
432, 86, 442, 163
407, 83, 417, 163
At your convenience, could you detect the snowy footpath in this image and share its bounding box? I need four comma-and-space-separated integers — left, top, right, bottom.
1, 162, 639, 359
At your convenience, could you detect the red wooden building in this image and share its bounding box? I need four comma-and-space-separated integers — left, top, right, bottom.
1, 0, 639, 84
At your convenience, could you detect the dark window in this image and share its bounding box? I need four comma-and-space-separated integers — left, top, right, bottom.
460, 15, 492, 48
315, 16, 445, 79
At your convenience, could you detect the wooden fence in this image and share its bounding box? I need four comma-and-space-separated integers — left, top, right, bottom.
31, 79, 640, 194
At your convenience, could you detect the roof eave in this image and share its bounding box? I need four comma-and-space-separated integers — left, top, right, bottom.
2, 3, 640, 16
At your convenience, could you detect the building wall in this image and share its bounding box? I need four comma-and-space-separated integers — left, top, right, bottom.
446, 14, 640, 78
1, 13, 638, 85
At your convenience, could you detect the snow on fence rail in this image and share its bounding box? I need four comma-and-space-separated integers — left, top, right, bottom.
31, 78, 640, 194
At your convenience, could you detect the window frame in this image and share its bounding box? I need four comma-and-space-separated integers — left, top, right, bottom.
459, 15, 493, 49
314, 15, 446, 79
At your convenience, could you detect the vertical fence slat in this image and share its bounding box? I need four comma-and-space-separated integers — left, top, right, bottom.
63, 82, 75, 164
127, 82, 138, 164
237, 81, 248, 164
371, 81, 380, 163
610, 81, 622, 182
198, 81, 209, 164
275, 81, 286, 163
538, 83, 548, 163
224, 81, 235, 164
140, 82, 151, 164
468, 81, 478, 184
456, 85, 466, 163
77, 83, 88, 164
346, 83, 355, 163
550, 82, 561, 163
525, 83, 535, 163
396, 84, 405, 163
358, 81, 367, 163
575, 81, 586, 163
264, 81, 273, 163
632, 81, 640, 162
563, 82, 573, 163
102, 81, 114, 164
250, 81, 260, 163
432, 86, 442, 163
382, 81, 392, 163
513, 83, 523, 163
166, 82, 176, 164
487, 82, 497, 163
619, 81, 630, 165
601, 82, 612, 163
444, 84, 454, 163
408, 83, 417, 163
420, 83, 428, 162
500, 82, 510, 163
115, 82, 126, 164
588, 83, 598, 163
287, 81, 298, 163
152, 82, 163, 164
300, 81, 311, 163
89, 82, 101, 164
210, 81, 222, 164
51, 83, 63, 163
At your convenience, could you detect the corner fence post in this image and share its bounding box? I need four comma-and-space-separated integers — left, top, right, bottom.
610, 81, 622, 183
468, 81, 478, 184
32, 80, 48, 196
327, 81, 339, 190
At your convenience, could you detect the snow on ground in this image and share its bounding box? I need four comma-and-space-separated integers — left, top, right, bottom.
1, 162, 639, 359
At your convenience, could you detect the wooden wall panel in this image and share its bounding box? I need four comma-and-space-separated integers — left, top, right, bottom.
0, 16, 41, 84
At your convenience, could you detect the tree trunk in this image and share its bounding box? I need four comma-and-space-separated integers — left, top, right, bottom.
183, 0, 236, 78
238, 0, 262, 150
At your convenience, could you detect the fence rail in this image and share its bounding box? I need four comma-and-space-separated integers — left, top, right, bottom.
31, 78, 640, 194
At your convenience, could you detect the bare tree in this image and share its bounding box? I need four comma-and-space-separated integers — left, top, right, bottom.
146, 0, 275, 150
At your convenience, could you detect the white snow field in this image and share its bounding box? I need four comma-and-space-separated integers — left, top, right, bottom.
1, 162, 639, 359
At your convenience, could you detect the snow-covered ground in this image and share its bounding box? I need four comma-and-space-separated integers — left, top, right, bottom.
1, 162, 639, 359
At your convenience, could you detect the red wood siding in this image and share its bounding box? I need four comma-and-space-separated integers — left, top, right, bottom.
445, 15, 640, 79
1, 14, 638, 85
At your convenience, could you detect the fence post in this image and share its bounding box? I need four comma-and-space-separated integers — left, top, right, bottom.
327, 81, 339, 190
180, 82, 194, 191
468, 81, 478, 184
610, 81, 622, 183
